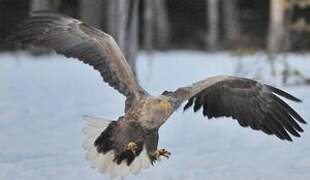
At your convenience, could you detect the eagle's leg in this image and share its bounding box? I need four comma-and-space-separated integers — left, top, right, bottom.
126, 141, 138, 156
150, 149, 171, 160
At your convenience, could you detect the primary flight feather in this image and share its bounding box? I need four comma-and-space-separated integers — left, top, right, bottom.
11, 11, 307, 178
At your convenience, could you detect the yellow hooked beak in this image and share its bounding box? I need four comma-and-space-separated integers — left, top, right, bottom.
160, 100, 171, 113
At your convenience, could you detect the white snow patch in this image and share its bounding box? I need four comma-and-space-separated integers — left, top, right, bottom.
0, 51, 309, 180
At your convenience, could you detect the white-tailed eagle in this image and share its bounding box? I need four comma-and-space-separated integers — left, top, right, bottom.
11, 11, 307, 178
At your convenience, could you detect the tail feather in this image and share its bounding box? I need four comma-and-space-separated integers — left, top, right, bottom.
130, 154, 142, 174
82, 115, 111, 150
81, 115, 152, 178
83, 115, 111, 128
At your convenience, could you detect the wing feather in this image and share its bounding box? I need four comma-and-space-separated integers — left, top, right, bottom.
11, 11, 146, 111
168, 76, 306, 141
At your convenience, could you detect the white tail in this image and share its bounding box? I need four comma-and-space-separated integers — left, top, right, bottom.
82, 115, 152, 179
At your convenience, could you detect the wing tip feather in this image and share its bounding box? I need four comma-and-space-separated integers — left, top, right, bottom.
266, 85, 302, 102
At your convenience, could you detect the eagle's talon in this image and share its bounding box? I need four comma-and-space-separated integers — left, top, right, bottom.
152, 149, 171, 160
127, 141, 138, 156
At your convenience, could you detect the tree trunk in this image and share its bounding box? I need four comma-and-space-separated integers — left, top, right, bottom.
223, 0, 240, 47
206, 0, 219, 50
116, 0, 127, 52
31, 0, 49, 11
143, 0, 154, 52
124, 0, 139, 71
107, 0, 139, 73
0, 0, 30, 50
153, 0, 170, 50
79, 0, 104, 28
267, 0, 286, 56
143, 0, 169, 51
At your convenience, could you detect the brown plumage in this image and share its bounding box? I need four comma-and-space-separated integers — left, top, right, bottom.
171, 76, 306, 141
11, 11, 146, 112
11, 11, 307, 178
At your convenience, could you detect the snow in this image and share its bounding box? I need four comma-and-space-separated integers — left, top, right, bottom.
0, 51, 309, 180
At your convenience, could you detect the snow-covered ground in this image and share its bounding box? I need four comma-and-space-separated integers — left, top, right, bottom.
0, 51, 309, 180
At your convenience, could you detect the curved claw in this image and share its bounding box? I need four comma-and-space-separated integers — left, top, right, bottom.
127, 141, 138, 156
152, 149, 171, 160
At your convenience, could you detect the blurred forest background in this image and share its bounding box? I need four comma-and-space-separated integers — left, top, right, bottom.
0, 0, 310, 72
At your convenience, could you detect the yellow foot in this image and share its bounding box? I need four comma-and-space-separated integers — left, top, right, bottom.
127, 141, 138, 156
152, 149, 171, 160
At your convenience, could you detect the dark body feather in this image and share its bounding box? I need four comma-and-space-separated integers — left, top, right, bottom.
95, 118, 159, 165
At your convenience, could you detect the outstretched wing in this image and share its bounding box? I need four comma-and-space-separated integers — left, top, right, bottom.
167, 76, 306, 141
11, 11, 146, 111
